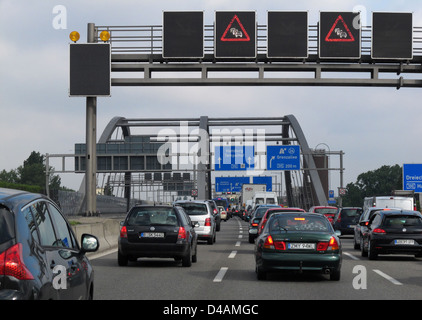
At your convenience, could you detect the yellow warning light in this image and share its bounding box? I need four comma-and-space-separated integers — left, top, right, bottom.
69, 31, 80, 43
100, 30, 111, 42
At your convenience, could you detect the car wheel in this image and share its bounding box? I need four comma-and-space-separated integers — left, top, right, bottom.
353, 236, 360, 250
192, 243, 198, 263
249, 235, 254, 244
182, 247, 192, 267
330, 269, 341, 281
256, 265, 267, 280
118, 250, 128, 266
368, 241, 378, 260
360, 238, 368, 257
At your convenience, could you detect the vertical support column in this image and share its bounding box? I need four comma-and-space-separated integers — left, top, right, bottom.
197, 116, 209, 200
85, 23, 97, 216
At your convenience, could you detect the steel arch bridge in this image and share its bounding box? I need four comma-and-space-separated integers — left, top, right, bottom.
80, 114, 335, 210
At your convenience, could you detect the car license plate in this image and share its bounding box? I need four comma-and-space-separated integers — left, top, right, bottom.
348, 225, 356, 228
249, 229, 258, 234
141, 232, 165, 238
288, 243, 315, 250
394, 239, 415, 245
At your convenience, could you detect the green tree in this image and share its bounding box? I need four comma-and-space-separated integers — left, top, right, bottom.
342, 164, 403, 207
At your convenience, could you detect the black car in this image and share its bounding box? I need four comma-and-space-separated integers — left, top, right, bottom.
360, 210, 422, 260
333, 207, 362, 235
0, 188, 99, 300
248, 205, 280, 243
118, 205, 198, 267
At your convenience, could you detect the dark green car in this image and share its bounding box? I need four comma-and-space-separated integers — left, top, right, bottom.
254, 213, 342, 281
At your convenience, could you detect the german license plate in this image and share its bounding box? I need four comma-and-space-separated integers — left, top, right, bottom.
141, 232, 164, 238
394, 239, 415, 245
288, 243, 315, 250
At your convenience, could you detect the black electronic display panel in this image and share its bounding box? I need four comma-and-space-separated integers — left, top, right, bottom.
163, 11, 204, 58
69, 43, 111, 97
319, 12, 361, 59
267, 11, 308, 58
372, 12, 413, 60
215, 11, 256, 58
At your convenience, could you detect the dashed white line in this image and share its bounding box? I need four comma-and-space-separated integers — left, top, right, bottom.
373, 269, 403, 285
235, 241, 241, 247
213, 267, 229, 282
343, 252, 360, 260
228, 251, 237, 259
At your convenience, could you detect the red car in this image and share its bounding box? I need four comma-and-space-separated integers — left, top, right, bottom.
309, 206, 338, 224
257, 207, 306, 234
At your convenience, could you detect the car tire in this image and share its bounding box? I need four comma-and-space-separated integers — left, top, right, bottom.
256, 266, 267, 280
182, 247, 192, 267
368, 241, 378, 260
353, 236, 360, 250
192, 244, 198, 263
360, 238, 368, 257
330, 269, 341, 281
118, 250, 128, 266
249, 235, 254, 244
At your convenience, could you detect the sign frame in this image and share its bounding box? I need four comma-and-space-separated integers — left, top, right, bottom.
69, 43, 111, 97
371, 12, 413, 60
214, 10, 257, 59
267, 145, 301, 171
319, 11, 361, 60
162, 11, 204, 59
267, 11, 309, 59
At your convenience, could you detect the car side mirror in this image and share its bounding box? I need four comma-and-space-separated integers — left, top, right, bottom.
80, 234, 99, 254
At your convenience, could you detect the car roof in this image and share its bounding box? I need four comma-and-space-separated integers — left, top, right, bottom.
378, 209, 422, 217
0, 188, 45, 214
266, 207, 305, 212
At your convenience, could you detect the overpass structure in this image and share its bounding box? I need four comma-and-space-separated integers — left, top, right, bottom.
68, 11, 422, 214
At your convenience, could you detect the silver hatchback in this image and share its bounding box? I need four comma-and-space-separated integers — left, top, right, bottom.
174, 200, 216, 245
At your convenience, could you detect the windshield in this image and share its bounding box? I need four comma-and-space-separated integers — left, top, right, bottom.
127, 207, 178, 226
175, 203, 208, 216
269, 215, 331, 232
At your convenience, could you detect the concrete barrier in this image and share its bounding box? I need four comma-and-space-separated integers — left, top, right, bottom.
71, 218, 122, 256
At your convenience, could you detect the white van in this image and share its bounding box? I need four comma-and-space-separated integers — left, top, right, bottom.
363, 196, 415, 212
252, 192, 278, 208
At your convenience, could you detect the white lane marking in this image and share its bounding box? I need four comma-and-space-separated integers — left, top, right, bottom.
228, 251, 237, 259
235, 241, 241, 247
343, 252, 360, 261
373, 269, 403, 285
214, 267, 229, 282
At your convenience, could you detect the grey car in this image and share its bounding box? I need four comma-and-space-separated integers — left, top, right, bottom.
174, 200, 217, 245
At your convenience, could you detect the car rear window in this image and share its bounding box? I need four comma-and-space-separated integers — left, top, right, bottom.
341, 209, 362, 217
127, 207, 178, 226
270, 215, 330, 232
314, 208, 337, 214
175, 203, 208, 216
384, 215, 422, 227
0, 207, 15, 244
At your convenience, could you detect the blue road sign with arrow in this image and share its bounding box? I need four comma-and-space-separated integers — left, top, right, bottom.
267, 145, 301, 170
215, 146, 255, 171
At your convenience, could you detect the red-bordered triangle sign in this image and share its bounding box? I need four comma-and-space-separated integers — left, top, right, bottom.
325, 15, 355, 42
221, 15, 251, 42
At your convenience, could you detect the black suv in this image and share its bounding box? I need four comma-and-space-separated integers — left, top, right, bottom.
0, 188, 99, 300
118, 205, 198, 267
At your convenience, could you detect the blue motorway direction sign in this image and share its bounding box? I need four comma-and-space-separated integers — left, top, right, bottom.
403, 164, 422, 192
252, 176, 273, 191
215, 146, 255, 171
215, 177, 250, 193
267, 145, 301, 171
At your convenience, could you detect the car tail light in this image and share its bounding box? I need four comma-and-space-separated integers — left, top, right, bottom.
120, 226, 128, 238
373, 228, 386, 234
178, 227, 187, 240
0, 243, 34, 280
263, 236, 286, 251
205, 218, 211, 227
251, 222, 259, 227
317, 237, 339, 251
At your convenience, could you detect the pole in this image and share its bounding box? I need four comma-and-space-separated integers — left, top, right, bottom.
85, 23, 97, 216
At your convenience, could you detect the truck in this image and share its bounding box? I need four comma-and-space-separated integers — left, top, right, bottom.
363, 194, 415, 212
241, 184, 266, 210
252, 191, 279, 208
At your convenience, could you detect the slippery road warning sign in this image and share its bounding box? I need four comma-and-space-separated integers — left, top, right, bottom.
319, 12, 361, 59
215, 11, 256, 58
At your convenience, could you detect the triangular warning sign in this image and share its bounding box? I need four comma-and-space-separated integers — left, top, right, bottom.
221, 15, 251, 42
325, 15, 355, 42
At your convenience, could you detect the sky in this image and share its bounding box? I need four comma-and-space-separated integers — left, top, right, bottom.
1, 0, 422, 197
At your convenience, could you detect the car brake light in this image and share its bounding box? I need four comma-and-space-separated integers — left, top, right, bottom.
373, 228, 386, 234
120, 226, 128, 238
251, 223, 259, 227
317, 237, 339, 251
263, 236, 286, 250
178, 227, 187, 240
0, 243, 34, 280
205, 218, 211, 227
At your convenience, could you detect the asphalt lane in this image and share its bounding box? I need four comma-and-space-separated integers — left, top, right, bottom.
91, 217, 422, 300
